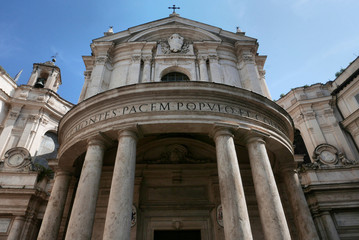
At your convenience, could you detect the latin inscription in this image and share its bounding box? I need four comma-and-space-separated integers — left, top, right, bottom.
70, 101, 285, 134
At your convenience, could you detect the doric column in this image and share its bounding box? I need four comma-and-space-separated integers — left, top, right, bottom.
246, 135, 291, 240
141, 55, 152, 83
320, 211, 340, 240
281, 163, 319, 240
103, 129, 138, 240
7, 216, 25, 240
198, 55, 209, 81
65, 138, 105, 240
38, 171, 72, 240
213, 127, 253, 240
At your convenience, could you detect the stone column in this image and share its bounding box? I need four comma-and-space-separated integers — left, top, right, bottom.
213, 127, 253, 240
208, 55, 222, 84
198, 55, 209, 81
65, 138, 105, 240
321, 211, 340, 240
85, 56, 108, 98
128, 55, 141, 85
7, 216, 25, 240
246, 136, 291, 240
79, 70, 92, 102
103, 130, 138, 240
281, 163, 319, 240
141, 56, 152, 83
0, 107, 21, 157
236, 48, 262, 94
17, 114, 40, 149
28, 67, 40, 86
38, 171, 72, 240
258, 69, 272, 100
44, 71, 59, 89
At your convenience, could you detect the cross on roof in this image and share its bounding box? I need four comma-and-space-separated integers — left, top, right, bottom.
168, 4, 180, 13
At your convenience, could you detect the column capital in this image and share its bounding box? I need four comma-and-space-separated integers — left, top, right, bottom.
13, 215, 25, 220
279, 161, 297, 174
197, 54, 208, 62
142, 55, 152, 63
55, 170, 72, 178
211, 123, 239, 139
118, 128, 139, 141
131, 55, 141, 63
244, 130, 270, 145
208, 54, 219, 63
87, 137, 106, 148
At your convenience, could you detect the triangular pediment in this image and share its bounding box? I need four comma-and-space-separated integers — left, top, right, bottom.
93, 15, 256, 45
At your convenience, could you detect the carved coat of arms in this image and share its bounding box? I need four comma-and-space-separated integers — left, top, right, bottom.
159, 33, 190, 54
168, 33, 184, 52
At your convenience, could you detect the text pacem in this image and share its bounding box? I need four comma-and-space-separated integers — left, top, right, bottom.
70, 101, 284, 134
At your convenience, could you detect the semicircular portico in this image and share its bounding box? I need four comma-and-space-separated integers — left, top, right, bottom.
58, 81, 294, 170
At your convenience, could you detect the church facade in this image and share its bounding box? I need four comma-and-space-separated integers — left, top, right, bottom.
0, 13, 358, 240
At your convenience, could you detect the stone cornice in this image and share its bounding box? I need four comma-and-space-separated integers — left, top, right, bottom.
342, 108, 359, 128
9, 85, 73, 119
58, 82, 294, 168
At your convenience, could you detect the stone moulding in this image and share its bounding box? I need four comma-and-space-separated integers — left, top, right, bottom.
58, 82, 294, 167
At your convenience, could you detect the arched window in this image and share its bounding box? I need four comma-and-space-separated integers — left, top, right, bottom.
161, 72, 189, 82
293, 129, 310, 164
33, 132, 59, 169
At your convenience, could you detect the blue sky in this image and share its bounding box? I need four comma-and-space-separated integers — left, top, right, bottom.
1, 0, 358, 103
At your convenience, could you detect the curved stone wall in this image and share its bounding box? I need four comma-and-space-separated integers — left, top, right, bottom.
58, 82, 293, 168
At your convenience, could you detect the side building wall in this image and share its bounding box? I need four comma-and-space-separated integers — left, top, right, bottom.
277, 57, 359, 240
0, 63, 73, 240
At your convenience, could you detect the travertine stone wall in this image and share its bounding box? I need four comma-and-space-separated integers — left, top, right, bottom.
79, 15, 271, 102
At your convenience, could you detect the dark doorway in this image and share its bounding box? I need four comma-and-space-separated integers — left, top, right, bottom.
154, 230, 201, 240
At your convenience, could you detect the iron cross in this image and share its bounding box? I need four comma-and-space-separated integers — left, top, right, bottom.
168, 5, 180, 13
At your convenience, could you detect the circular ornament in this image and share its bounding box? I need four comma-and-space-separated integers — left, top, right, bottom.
319, 150, 336, 164
8, 153, 25, 166
4, 147, 31, 168
313, 144, 339, 166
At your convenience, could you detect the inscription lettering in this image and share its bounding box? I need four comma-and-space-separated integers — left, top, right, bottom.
70, 101, 285, 134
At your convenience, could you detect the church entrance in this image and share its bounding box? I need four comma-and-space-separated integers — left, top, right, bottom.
154, 230, 201, 240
